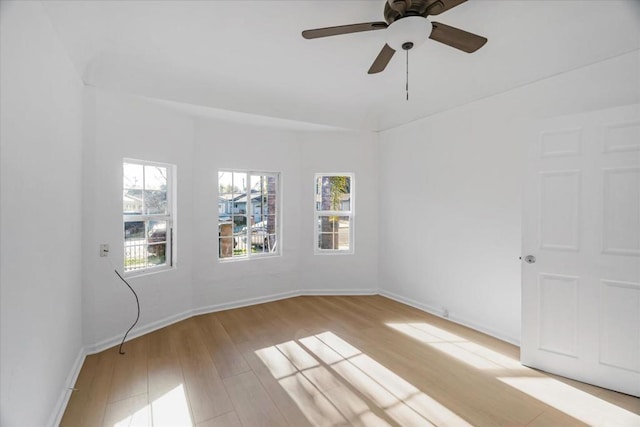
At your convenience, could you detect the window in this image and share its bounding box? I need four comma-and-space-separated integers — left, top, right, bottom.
218, 171, 280, 260
315, 174, 354, 254
123, 160, 174, 273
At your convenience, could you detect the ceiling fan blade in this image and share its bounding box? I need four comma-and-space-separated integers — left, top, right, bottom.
429, 22, 487, 53
368, 44, 396, 74
425, 0, 468, 16
302, 22, 388, 39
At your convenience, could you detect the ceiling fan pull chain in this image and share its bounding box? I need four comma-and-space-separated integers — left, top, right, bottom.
401, 41, 413, 100
406, 48, 409, 101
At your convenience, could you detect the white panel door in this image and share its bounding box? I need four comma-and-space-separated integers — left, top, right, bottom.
522, 104, 640, 396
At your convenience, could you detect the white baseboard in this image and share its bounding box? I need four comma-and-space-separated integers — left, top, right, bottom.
85, 308, 195, 355
192, 290, 300, 317
301, 288, 378, 296
379, 290, 520, 346
48, 347, 86, 427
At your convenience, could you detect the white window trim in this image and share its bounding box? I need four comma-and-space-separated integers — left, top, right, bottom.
123, 158, 176, 276
218, 170, 281, 262
314, 173, 355, 255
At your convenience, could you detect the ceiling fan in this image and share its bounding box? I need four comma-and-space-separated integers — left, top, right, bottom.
302, 0, 487, 74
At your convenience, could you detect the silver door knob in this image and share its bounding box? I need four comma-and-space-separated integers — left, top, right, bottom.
524, 255, 536, 264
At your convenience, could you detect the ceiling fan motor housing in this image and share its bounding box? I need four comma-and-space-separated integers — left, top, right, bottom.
384, 0, 436, 23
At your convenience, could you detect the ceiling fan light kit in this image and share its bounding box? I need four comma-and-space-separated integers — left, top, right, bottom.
386, 16, 432, 51
302, 0, 487, 75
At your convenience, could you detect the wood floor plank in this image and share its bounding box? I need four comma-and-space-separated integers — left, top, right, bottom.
102, 393, 150, 427
194, 313, 251, 379
60, 352, 100, 426
196, 410, 243, 427
107, 335, 148, 403
215, 306, 269, 345
146, 327, 194, 425
171, 317, 234, 423
223, 371, 289, 427
236, 339, 313, 427
60, 348, 117, 427
61, 296, 640, 427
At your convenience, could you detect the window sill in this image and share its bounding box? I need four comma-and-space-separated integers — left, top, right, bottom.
124, 265, 175, 279
218, 253, 281, 263
314, 250, 354, 256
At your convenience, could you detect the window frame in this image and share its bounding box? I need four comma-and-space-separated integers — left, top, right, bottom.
314, 173, 355, 255
217, 170, 281, 262
123, 158, 175, 276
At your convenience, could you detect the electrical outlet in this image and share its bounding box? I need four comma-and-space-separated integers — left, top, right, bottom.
100, 244, 109, 257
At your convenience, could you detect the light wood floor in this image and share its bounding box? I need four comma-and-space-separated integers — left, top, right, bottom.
61, 295, 640, 426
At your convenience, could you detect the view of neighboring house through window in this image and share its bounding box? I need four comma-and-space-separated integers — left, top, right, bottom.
315, 174, 354, 253
218, 171, 280, 260
123, 160, 174, 273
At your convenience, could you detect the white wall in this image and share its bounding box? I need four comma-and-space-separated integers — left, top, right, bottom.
0, 2, 85, 426
82, 95, 380, 347
191, 119, 302, 307
378, 50, 640, 344
82, 89, 195, 349
191, 120, 379, 309
297, 132, 379, 293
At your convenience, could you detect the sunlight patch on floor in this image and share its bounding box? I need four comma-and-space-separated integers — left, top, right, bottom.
256, 340, 389, 426
115, 384, 193, 427
113, 404, 150, 427
385, 322, 639, 425
498, 377, 640, 426
256, 331, 471, 426
386, 322, 524, 370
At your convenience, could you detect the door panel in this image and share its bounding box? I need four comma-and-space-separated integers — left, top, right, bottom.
600, 280, 640, 373
522, 104, 640, 397
539, 170, 581, 251
538, 274, 579, 357
602, 167, 640, 256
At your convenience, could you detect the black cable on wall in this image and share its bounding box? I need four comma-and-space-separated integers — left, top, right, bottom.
114, 269, 140, 355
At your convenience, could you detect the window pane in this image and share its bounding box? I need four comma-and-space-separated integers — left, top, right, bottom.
123, 189, 143, 214
124, 163, 143, 190
125, 240, 148, 271
265, 214, 277, 236
250, 174, 264, 193
233, 215, 247, 230
148, 220, 167, 243
233, 172, 247, 195
338, 217, 351, 249
124, 221, 145, 240
123, 162, 143, 214
124, 220, 150, 271
218, 171, 234, 193
318, 215, 350, 250
145, 165, 167, 190
266, 234, 277, 252
147, 220, 167, 264
316, 176, 351, 212
144, 189, 167, 215
219, 237, 234, 258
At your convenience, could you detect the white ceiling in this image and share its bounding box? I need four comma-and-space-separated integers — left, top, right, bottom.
41, 0, 640, 131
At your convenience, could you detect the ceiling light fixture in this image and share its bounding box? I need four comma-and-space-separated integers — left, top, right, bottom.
385, 16, 432, 51
386, 16, 432, 101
